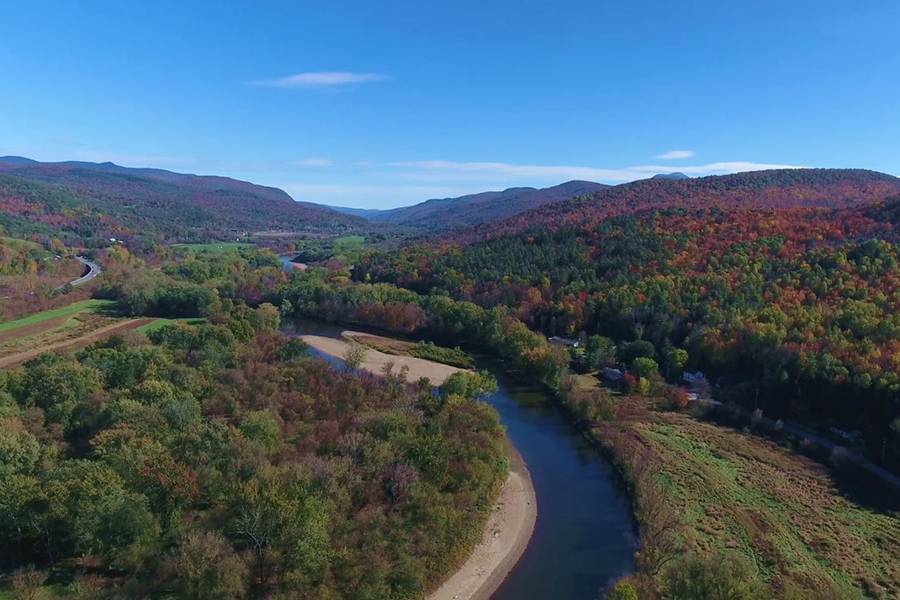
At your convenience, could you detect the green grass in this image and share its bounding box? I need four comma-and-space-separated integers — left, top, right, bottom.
0, 299, 116, 331
0, 236, 44, 251
334, 235, 365, 246
628, 411, 900, 598
173, 242, 255, 254
137, 317, 206, 334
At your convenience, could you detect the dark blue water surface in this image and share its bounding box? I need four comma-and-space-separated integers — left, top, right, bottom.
487, 372, 636, 600
288, 321, 636, 599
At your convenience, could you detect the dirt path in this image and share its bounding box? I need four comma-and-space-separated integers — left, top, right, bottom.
0, 318, 151, 369
300, 330, 468, 385
427, 448, 537, 600
0, 313, 73, 344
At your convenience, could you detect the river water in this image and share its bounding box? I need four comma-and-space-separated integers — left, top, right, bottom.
287, 321, 636, 599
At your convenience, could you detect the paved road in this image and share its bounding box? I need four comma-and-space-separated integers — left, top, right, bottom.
60, 256, 101, 289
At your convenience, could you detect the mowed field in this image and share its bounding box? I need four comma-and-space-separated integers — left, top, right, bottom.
173, 242, 255, 254
0, 300, 152, 369
598, 398, 900, 598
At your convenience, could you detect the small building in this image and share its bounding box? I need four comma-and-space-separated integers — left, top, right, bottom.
683, 370, 711, 398
601, 367, 624, 383
682, 370, 706, 384
549, 336, 580, 348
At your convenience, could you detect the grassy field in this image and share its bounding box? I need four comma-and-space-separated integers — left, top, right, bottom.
334, 234, 365, 247
0, 236, 45, 252
136, 317, 206, 334
0, 299, 115, 332
0, 299, 144, 369
173, 242, 254, 254
596, 398, 900, 598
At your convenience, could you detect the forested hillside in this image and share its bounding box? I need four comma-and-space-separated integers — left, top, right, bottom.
460, 168, 900, 240
342, 180, 608, 231
356, 173, 900, 470
0, 158, 362, 248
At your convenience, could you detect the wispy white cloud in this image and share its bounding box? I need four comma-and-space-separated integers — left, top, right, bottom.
296, 157, 334, 167
387, 159, 804, 183
248, 71, 388, 88
655, 149, 695, 160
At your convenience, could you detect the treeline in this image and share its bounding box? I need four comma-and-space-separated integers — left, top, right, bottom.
0, 275, 507, 597
96, 245, 287, 318
356, 204, 900, 469
279, 269, 570, 390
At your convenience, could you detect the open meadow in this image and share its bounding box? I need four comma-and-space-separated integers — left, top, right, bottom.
594, 395, 900, 598
0, 299, 151, 368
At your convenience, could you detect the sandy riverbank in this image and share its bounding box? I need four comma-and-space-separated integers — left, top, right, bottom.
300, 330, 467, 385
427, 448, 537, 600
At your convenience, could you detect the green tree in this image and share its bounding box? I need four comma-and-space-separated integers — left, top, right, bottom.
175, 529, 247, 600
617, 340, 656, 363
228, 467, 329, 587
586, 335, 615, 369
239, 410, 281, 453
665, 347, 689, 379
439, 370, 497, 399
664, 552, 763, 600
22, 359, 101, 429
632, 357, 659, 379
607, 581, 638, 600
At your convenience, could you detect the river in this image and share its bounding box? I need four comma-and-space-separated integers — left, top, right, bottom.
287, 321, 636, 599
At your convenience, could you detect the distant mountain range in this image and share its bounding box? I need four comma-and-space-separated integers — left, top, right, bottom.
464, 168, 900, 240
331, 180, 610, 230
0, 156, 361, 246
4, 156, 898, 249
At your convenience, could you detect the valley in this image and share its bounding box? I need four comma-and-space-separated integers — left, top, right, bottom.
4, 5, 900, 598
1, 166, 898, 599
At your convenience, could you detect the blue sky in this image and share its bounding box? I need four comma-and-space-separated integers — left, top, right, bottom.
1, 1, 898, 208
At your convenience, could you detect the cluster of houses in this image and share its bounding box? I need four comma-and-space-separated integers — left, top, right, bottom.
548, 334, 712, 400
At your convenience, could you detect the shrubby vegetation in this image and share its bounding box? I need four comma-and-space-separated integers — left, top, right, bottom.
409, 341, 474, 369
98, 245, 286, 318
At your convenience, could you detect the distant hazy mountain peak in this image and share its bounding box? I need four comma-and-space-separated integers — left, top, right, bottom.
352, 179, 609, 231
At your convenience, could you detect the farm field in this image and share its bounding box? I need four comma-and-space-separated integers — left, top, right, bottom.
0, 299, 114, 333
597, 399, 900, 598
0, 299, 151, 369
172, 242, 255, 254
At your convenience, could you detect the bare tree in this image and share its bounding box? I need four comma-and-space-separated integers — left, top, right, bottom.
343, 343, 367, 372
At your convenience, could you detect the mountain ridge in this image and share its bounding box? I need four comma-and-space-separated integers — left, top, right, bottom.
332, 180, 610, 231
461, 168, 900, 240
0, 156, 362, 246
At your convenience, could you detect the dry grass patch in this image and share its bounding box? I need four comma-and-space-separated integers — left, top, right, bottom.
597, 400, 900, 598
